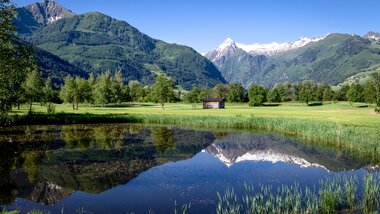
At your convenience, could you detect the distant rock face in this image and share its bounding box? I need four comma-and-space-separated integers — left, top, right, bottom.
206, 36, 326, 61
205, 33, 380, 88
23, 0, 75, 25
205, 38, 240, 68
364, 31, 380, 43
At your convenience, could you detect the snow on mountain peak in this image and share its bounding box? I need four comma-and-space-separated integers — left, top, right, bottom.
204, 38, 239, 66
217, 37, 237, 51
364, 31, 380, 42
235, 35, 327, 56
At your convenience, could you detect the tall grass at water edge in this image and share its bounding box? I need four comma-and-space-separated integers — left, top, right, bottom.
216, 173, 380, 214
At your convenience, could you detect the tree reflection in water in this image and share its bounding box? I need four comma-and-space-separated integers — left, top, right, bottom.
0, 124, 214, 205
151, 127, 175, 153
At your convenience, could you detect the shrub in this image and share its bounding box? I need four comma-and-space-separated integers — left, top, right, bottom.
46, 103, 56, 114
308, 102, 323, 106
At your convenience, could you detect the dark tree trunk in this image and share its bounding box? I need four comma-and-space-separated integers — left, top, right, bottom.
29, 101, 32, 113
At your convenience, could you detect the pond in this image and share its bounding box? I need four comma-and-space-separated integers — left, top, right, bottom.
0, 124, 378, 213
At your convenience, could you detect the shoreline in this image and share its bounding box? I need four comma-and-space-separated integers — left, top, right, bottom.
5, 112, 380, 163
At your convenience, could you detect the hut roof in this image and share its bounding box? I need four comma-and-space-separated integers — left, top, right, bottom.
202, 98, 225, 102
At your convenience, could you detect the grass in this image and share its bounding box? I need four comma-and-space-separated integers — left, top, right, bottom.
216, 173, 380, 214
5, 102, 380, 162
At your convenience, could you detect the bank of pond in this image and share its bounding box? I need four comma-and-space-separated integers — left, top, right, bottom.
0, 124, 379, 213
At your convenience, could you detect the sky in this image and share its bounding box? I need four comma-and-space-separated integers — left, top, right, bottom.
15, 0, 380, 53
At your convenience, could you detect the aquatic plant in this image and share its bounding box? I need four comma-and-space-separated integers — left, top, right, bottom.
216, 173, 380, 214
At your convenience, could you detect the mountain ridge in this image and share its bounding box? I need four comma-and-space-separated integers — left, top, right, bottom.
206, 32, 380, 88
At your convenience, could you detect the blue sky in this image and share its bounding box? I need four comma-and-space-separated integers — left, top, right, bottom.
15, 0, 380, 53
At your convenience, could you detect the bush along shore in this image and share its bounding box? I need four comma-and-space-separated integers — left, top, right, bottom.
3, 112, 380, 163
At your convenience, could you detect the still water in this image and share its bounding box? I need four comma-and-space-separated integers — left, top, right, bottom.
0, 124, 377, 213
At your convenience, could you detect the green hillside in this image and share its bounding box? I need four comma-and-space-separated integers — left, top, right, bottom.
16, 9, 226, 89
14, 39, 88, 87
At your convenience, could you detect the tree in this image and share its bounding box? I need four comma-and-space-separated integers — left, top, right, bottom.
129, 80, 145, 102
248, 84, 267, 106
94, 71, 112, 107
87, 73, 96, 106
363, 80, 376, 104
59, 76, 77, 109
267, 87, 281, 103
186, 86, 202, 106
42, 77, 56, 113
197, 88, 212, 102
75, 77, 92, 109
322, 87, 334, 103
212, 84, 229, 98
111, 70, 126, 105
315, 83, 330, 102
334, 85, 350, 101
346, 83, 364, 105
0, 0, 36, 113
370, 72, 380, 107
227, 83, 245, 103
42, 76, 56, 103
151, 74, 175, 109
22, 70, 43, 112
299, 80, 316, 104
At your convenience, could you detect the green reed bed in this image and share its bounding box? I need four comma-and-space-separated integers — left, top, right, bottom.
216, 173, 380, 214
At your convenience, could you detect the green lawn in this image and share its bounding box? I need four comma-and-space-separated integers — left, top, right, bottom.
15, 102, 379, 128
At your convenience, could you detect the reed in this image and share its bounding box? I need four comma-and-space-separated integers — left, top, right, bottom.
216, 173, 380, 214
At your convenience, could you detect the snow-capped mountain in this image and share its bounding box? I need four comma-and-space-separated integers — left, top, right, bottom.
204, 32, 380, 89
204, 38, 240, 68
206, 35, 326, 60
236, 36, 327, 56
364, 31, 380, 42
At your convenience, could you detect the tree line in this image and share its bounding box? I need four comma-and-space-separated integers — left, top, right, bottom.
5, 68, 380, 113
185, 74, 380, 108
246, 75, 380, 107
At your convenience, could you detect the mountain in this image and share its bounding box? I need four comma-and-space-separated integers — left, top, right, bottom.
15, 2, 226, 90
15, 0, 75, 35
206, 34, 380, 88
236, 36, 326, 56
364, 31, 380, 43
14, 38, 88, 87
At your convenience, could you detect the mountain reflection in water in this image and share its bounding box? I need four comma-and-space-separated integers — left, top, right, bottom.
0, 124, 377, 213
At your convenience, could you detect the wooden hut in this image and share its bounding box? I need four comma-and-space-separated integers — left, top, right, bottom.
202, 98, 225, 109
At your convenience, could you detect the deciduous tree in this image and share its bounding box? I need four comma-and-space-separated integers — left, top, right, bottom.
248, 84, 267, 106
94, 71, 112, 107
227, 83, 245, 103
151, 74, 175, 109
22, 70, 43, 112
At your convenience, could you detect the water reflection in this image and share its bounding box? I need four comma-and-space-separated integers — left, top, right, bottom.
0, 124, 378, 213
0, 124, 214, 205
